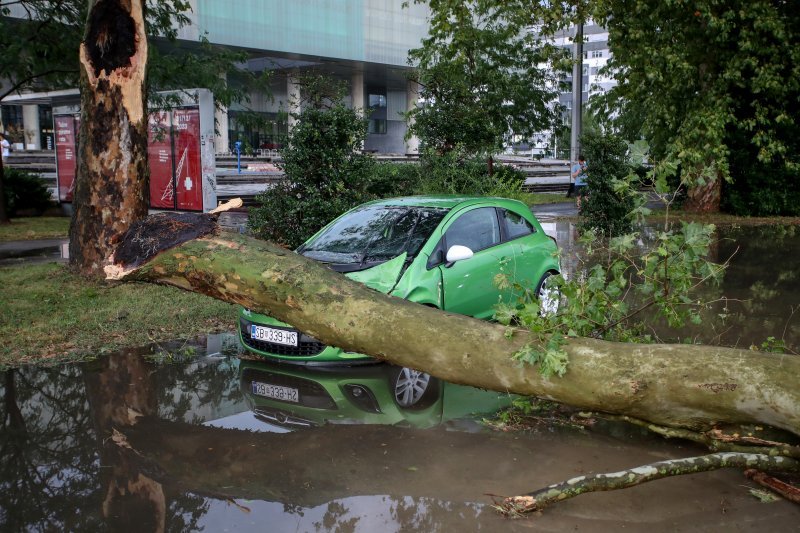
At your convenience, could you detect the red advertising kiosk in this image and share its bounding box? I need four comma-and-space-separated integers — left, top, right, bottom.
54, 89, 217, 212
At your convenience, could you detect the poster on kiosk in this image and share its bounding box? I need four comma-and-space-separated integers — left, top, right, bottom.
55, 89, 217, 212
54, 114, 79, 203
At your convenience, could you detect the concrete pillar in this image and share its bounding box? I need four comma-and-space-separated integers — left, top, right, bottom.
287, 75, 301, 132
214, 105, 229, 154
405, 79, 420, 155
351, 70, 365, 115
22, 104, 41, 150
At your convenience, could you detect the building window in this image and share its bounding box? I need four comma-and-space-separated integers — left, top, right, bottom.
369, 94, 387, 108
591, 50, 604, 58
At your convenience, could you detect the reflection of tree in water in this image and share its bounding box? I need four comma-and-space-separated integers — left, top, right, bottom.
149, 355, 243, 424
0, 350, 242, 531
0, 366, 104, 531
695, 225, 800, 349
307, 495, 487, 532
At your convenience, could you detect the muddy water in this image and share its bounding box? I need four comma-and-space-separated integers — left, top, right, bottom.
542, 222, 800, 349
2, 224, 799, 531
1, 334, 798, 532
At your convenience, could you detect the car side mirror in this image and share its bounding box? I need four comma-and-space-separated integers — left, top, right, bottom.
445, 245, 474, 267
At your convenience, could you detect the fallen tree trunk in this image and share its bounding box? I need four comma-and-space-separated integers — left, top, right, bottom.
105, 212, 800, 438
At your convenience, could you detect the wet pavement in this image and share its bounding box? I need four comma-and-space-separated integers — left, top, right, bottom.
2, 335, 799, 532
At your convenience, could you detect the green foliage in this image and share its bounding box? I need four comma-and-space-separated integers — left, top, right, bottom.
496, 217, 725, 377
2, 168, 54, 216
589, 0, 800, 213
248, 76, 375, 248
365, 162, 423, 199
721, 130, 800, 216
407, 0, 563, 156
578, 132, 639, 237
413, 150, 526, 196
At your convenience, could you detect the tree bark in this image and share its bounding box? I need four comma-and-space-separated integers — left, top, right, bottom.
684, 172, 722, 213
105, 214, 800, 438
70, 0, 149, 276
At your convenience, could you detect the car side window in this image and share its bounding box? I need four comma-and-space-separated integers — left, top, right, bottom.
501, 208, 535, 240
444, 207, 501, 253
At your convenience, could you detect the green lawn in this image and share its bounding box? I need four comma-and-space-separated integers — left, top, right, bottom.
0, 217, 70, 242
0, 262, 238, 367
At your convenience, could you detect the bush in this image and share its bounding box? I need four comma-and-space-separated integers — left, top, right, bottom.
413, 150, 525, 196
579, 132, 637, 237
2, 168, 54, 216
248, 77, 376, 249
367, 162, 422, 198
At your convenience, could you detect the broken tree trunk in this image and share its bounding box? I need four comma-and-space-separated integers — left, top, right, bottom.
70, 0, 149, 276
105, 212, 800, 438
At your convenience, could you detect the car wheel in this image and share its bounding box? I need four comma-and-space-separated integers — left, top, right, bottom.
390, 366, 439, 410
536, 272, 560, 316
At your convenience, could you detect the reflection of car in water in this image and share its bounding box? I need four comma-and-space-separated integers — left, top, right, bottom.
239, 359, 516, 429
238, 195, 561, 364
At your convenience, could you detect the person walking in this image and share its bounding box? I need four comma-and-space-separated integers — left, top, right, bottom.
0, 132, 10, 163
571, 155, 588, 208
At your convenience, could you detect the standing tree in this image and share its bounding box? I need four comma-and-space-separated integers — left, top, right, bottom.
407, 0, 562, 171
69, 0, 150, 276
590, 0, 800, 213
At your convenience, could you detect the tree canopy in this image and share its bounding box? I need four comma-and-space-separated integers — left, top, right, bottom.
589, 0, 800, 214
407, 0, 564, 157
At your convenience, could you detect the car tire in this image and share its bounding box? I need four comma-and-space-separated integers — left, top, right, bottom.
389, 366, 439, 410
536, 272, 560, 316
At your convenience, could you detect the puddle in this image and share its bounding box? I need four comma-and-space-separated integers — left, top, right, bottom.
543, 222, 800, 349
0, 238, 69, 265
2, 333, 798, 531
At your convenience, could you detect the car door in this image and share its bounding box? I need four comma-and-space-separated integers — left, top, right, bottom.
438, 206, 514, 319
498, 207, 555, 296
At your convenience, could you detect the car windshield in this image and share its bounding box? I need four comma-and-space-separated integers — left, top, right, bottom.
298, 205, 448, 266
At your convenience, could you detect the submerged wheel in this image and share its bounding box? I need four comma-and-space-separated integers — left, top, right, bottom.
390, 366, 438, 410
536, 272, 560, 316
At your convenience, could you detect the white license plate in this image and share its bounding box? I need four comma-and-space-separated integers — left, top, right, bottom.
251, 381, 299, 403
251, 325, 298, 346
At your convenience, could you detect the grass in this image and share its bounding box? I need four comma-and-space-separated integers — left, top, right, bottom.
0, 217, 71, 241
0, 262, 238, 367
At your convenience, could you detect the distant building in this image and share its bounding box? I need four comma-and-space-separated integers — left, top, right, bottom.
523, 21, 616, 158
0, 1, 431, 155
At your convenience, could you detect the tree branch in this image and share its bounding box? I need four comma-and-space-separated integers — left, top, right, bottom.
496, 453, 800, 516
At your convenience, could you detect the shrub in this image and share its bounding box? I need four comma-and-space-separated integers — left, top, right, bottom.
2, 168, 54, 216
248, 76, 376, 249
579, 132, 636, 237
413, 150, 525, 196
367, 162, 422, 198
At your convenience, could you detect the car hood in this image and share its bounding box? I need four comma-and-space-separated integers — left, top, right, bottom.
343, 252, 407, 294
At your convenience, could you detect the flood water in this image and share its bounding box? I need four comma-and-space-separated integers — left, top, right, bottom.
1, 225, 799, 531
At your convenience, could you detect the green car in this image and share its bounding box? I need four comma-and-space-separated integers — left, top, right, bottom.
239, 195, 560, 364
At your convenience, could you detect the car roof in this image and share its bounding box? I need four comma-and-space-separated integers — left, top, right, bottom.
360, 195, 527, 210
